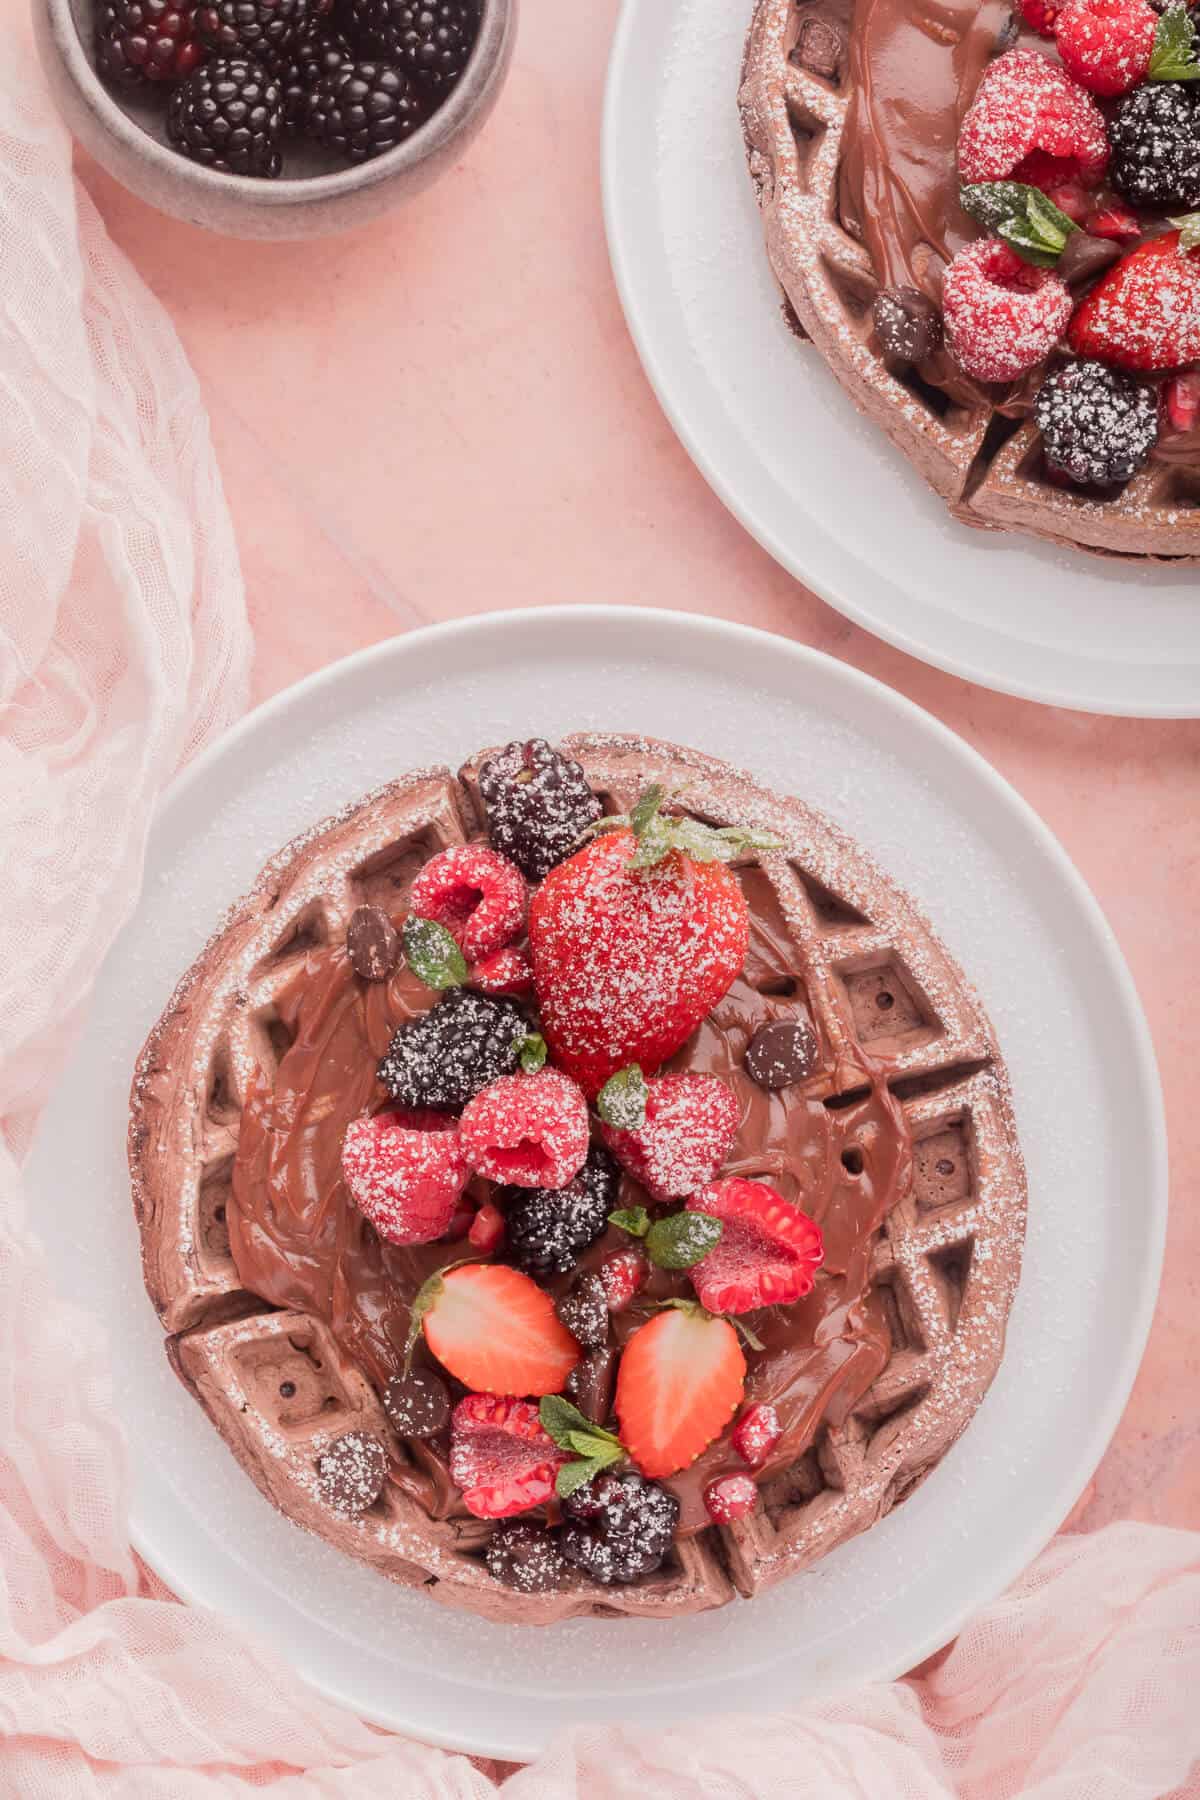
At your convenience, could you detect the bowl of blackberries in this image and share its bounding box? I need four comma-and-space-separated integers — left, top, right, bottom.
34, 0, 515, 237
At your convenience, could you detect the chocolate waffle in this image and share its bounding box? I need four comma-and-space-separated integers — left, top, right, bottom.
130, 734, 1026, 1623
739, 0, 1200, 560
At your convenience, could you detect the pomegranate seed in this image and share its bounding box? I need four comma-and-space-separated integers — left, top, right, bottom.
468, 1200, 506, 1255
704, 1473, 759, 1524
1163, 372, 1200, 435
1087, 203, 1141, 243
600, 1248, 648, 1312
732, 1403, 782, 1469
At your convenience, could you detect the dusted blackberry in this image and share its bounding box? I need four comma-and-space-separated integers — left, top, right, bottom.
268, 23, 351, 126
378, 985, 527, 1109
485, 1520, 567, 1594
503, 1147, 620, 1277
344, 0, 477, 90
166, 58, 283, 175
304, 61, 427, 161
194, 0, 312, 57
556, 1271, 609, 1350
96, 0, 205, 83
1035, 360, 1159, 487
477, 739, 603, 883
560, 1470, 679, 1585
1109, 82, 1200, 210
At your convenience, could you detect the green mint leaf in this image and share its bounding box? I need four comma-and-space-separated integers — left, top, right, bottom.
609, 1205, 652, 1238
959, 182, 1076, 267
555, 1455, 606, 1500
597, 1064, 649, 1130
594, 789, 783, 869
566, 1430, 623, 1464
629, 783, 666, 837
1151, 3, 1200, 77
402, 915, 467, 991
645, 1210, 724, 1271
539, 1394, 594, 1449
1169, 211, 1200, 252
517, 1032, 548, 1073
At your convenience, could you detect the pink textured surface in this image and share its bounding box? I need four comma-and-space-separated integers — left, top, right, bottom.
62, 0, 1198, 1536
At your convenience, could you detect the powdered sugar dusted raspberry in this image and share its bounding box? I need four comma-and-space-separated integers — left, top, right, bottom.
459, 1067, 590, 1188
340, 1109, 469, 1245
599, 1072, 739, 1202
943, 240, 1072, 383
408, 844, 527, 964
448, 1394, 566, 1520
956, 49, 1109, 185
1054, 0, 1156, 98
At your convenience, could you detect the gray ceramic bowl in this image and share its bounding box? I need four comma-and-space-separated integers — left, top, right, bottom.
34, 0, 516, 239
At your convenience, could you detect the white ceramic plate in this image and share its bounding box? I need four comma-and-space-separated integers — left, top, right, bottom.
26, 608, 1166, 1760
602, 0, 1200, 717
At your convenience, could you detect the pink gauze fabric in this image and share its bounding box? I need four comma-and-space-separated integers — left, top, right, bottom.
2, 38, 1199, 1800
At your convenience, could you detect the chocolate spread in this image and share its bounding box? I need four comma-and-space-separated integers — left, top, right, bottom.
229, 866, 911, 1536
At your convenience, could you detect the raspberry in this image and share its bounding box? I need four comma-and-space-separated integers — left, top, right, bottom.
1035, 359, 1159, 485
477, 739, 603, 883
686, 1178, 824, 1315
485, 1520, 567, 1593
703, 1473, 759, 1525
1108, 83, 1200, 211
166, 58, 283, 175
409, 845, 527, 964
599, 1246, 649, 1311
378, 986, 527, 1110
503, 1147, 620, 1277
460, 1068, 589, 1189
599, 1073, 739, 1205
194, 0, 313, 58
470, 945, 534, 997
559, 1470, 679, 1585
1054, 0, 1157, 96
449, 1395, 566, 1520
305, 61, 427, 162
467, 1198, 506, 1254
1163, 369, 1200, 433
1086, 201, 1142, 241
1019, 0, 1062, 32
341, 1109, 468, 1245
956, 49, 1109, 187
96, 0, 205, 83
942, 239, 1072, 383
732, 1402, 782, 1470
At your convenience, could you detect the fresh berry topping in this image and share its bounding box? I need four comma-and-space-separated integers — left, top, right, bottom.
1086, 200, 1142, 241
942, 239, 1072, 382
485, 1519, 568, 1592
267, 23, 351, 128
346, 903, 399, 981
559, 1469, 680, 1585
1020, 0, 1062, 34
529, 829, 750, 1098
744, 1013, 820, 1089
419, 1263, 580, 1396
686, 1178, 824, 1315
470, 944, 534, 996
383, 1367, 451, 1438
503, 1146, 621, 1277
477, 739, 603, 884
408, 845, 528, 965
703, 1473, 759, 1525
1068, 230, 1200, 368
599, 1073, 739, 1204
1034, 359, 1160, 483
449, 1394, 566, 1519
345, 0, 477, 90
732, 1402, 783, 1469
378, 986, 527, 1110
1163, 368, 1200, 431
316, 1430, 387, 1515
956, 50, 1109, 187
1054, 0, 1157, 95
96, 0, 205, 83
467, 1199, 506, 1255
565, 1346, 619, 1423
304, 61, 426, 161
459, 1068, 589, 1189
1108, 83, 1200, 210
555, 1271, 611, 1350
1039, 174, 1090, 224
341, 1109, 468, 1246
615, 1305, 746, 1480
166, 56, 283, 174
599, 1246, 649, 1311
194, 0, 311, 58
446, 1200, 475, 1241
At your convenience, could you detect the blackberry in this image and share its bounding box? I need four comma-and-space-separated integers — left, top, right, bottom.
194, 0, 312, 57
560, 1470, 679, 1586
267, 23, 351, 127
555, 1271, 609, 1350
503, 1148, 620, 1277
344, 0, 477, 91
1035, 360, 1159, 488
96, 0, 205, 84
485, 1520, 567, 1594
1109, 83, 1200, 210
477, 739, 603, 884
166, 58, 283, 175
378, 985, 526, 1110
304, 60, 427, 161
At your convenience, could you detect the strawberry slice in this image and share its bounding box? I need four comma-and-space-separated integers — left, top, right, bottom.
419, 1263, 580, 1396
1068, 231, 1200, 372
686, 1178, 824, 1315
449, 1394, 566, 1518
615, 1305, 746, 1480
599, 1072, 739, 1203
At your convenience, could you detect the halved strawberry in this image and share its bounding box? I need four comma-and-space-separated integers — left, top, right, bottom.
615, 1304, 746, 1480
449, 1394, 566, 1519
419, 1264, 580, 1396
686, 1179, 824, 1315
599, 1072, 739, 1203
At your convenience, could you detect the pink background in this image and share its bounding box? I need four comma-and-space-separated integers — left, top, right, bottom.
59, 1, 1200, 1534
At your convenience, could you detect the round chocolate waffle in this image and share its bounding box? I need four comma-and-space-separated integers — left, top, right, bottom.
739, 0, 1200, 561
129, 734, 1026, 1623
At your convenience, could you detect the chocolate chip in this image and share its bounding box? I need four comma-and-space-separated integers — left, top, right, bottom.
383, 1368, 451, 1439
872, 287, 943, 364
1057, 231, 1122, 288
565, 1347, 619, 1426
744, 1014, 820, 1090
556, 1272, 609, 1351
279, 1380, 296, 1398
792, 14, 844, 78
316, 1430, 387, 1515
485, 1520, 567, 1594
347, 905, 399, 982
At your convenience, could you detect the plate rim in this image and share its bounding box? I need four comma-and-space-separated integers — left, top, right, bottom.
600, 0, 1199, 720
76, 607, 1168, 1758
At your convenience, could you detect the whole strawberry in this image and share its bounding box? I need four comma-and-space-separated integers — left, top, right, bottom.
1068, 229, 1200, 370
528, 788, 777, 1098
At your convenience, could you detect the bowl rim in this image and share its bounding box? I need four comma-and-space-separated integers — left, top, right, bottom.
43, 0, 515, 204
